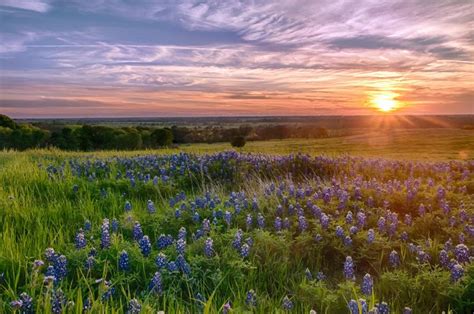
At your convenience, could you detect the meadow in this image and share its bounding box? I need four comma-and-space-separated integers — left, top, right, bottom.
0, 129, 473, 313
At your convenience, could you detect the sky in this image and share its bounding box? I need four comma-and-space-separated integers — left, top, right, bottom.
0, 0, 473, 118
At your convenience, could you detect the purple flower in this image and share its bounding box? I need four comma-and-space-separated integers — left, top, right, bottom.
124, 201, 132, 212
389, 250, 400, 267
222, 302, 232, 314
348, 299, 359, 314
344, 256, 355, 280
257, 213, 265, 229
232, 229, 243, 249
139, 236, 152, 257
119, 250, 129, 271
51, 289, 66, 313
75, 229, 87, 249
147, 200, 156, 214
274, 216, 282, 232
204, 237, 214, 257
149, 272, 162, 295
155, 253, 167, 269
305, 268, 313, 280
298, 215, 308, 232
361, 273, 373, 296
84, 256, 95, 271
178, 227, 187, 240
240, 243, 250, 258
335, 226, 344, 238
133, 222, 143, 241
127, 298, 141, 314
451, 263, 464, 282
245, 289, 257, 307
282, 295, 294, 310
176, 238, 186, 255
454, 244, 469, 263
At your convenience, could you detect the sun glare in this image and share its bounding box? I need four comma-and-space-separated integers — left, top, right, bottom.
371, 94, 399, 112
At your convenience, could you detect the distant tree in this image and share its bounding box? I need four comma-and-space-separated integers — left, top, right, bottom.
151, 128, 173, 147
0, 114, 17, 129
231, 136, 246, 148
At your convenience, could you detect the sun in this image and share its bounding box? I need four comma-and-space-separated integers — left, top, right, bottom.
371, 94, 399, 112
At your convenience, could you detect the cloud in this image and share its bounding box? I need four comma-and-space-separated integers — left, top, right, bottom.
0, 0, 51, 13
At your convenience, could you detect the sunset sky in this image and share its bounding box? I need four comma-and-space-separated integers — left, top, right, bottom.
1, 0, 473, 117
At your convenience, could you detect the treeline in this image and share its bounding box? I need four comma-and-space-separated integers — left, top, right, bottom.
0, 114, 328, 151
0, 115, 173, 150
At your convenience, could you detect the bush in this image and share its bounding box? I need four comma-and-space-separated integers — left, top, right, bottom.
231, 136, 246, 148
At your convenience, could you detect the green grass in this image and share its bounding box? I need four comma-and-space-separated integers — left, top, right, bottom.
0, 128, 472, 313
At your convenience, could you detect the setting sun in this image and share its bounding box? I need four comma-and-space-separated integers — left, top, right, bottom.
371, 94, 399, 112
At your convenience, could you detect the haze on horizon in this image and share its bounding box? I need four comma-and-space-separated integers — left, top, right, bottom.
0, 0, 473, 118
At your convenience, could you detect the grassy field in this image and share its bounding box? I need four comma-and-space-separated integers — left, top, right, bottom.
0, 128, 473, 313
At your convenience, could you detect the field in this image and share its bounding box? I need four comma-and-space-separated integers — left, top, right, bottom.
0, 129, 473, 313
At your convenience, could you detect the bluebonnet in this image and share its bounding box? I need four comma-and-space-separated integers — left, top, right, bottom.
84, 256, 95, 271
403, 307, 412, 314
357, 211, 366, 228
375, 302, 389, 314
111, 219, 119, 233
335, 226, 344, 238
75, 229, 87, 249
45, 248, 57, 263
124, 201, 132, 212
133, 222, 143, 241
176, 254, 191, 275
155, 253, 167, 269
178, 227, 187, 240
454, 244, 469, 263
156, 234, 173, 249
204, 238, 214, 257
246, 214, 253, 230
377, 217, 386, 233
149, 272, 162, 295
320, 213, 329, 229
101, 219, 111, 249
361, 273, 373, 295
349, 226, 358, 235
348, 299, 359, 314
283, 217, 290, 229
298, 215, 308, 232
274, 216, 282, 232
167, 261, 178, 272
54, 255, 67, 282
344, 236, 352, 246
84, 220, 91, 232
245, 289, 257, 307
127, 298, 141, 314
222, 302, 232, 314
282, 295, 294, 310
10, 292, 34, 314
202, 219, 211, 233
305, 268, 313, 280
451, 263, 464, 282
147, 200, 156, 214
346, 211, 353, 224
232, 229, 243, 249
139, 236, 152, 257
418, 203, 426, 216
240, 243, 250, 258
51, 289, 66, 314
192, 211, 200, 223
176, 238, 186, 255
224, 211, 232, 226
119, 250, 130, 271
344, 256, 355, 280
389, 250, 400, 267
101, 281, 115, 302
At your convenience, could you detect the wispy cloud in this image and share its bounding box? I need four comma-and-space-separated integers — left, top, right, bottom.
0, 0, 51, 13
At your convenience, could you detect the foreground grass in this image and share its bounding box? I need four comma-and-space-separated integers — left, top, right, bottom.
0, 129, 472, 313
